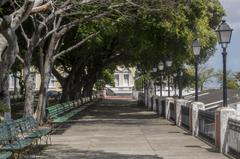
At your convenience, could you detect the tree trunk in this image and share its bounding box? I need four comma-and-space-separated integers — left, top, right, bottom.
35, 63, 51, 124
23, 46, 35, 117
35, 32, 59, 123
13, 73, 18, 94
200, 84, 203, 92
82, 76, 96, 97
61, 79, 72, 102
23, 71, 35, 116
0, 29, 19, 120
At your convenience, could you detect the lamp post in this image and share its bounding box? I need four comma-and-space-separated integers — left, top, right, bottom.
166, 60, 172, 97
216, 20, 233, 107
173, 73, 178, 96
192, 39, 201, 101
158, 62, 164, 96
153, 67, 158, 95
178, 71, 183, 99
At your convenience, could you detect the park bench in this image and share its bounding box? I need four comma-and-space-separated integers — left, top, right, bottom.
0, 151, 12, 159
46, 97, 95, 123
0, 96, 97, 158
0, 121, 36, 159
15, 117, 52, 144
0, 116, 52, 158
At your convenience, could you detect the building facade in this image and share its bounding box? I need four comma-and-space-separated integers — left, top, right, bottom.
106, 66, 136, 96
9, 72, 61, 93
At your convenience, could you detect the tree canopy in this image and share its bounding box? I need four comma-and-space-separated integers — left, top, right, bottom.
0, 0, 225, 122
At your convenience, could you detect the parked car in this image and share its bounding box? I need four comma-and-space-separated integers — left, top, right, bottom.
47, 91, 61, 99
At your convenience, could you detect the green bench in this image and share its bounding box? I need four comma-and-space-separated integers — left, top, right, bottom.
0, 116, 51, 158
0, 151, 12, 159
46, 99, 88, 123
46, 96, 98, 123
16, 116, 52, 144
0, 121, 35, 158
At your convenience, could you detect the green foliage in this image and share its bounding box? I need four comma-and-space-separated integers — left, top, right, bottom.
56, 0, 224, 90
234, 72, 240, 82
0, 101, 9, 114
214, 70, 240, 89
95, 69, 115, 90
182, 66, 215, 90
134, 79, 143, 91
227, 79, 239, 90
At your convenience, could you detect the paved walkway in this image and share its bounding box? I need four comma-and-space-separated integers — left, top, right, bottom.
36, 99, 228, 159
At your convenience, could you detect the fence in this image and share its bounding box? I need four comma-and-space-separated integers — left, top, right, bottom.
170, 102, 175, 121
181, 106, 190, 129
198, 110, 215, 144
227, 118, 240, 158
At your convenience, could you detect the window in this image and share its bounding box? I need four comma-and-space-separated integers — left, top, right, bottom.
115, 74, 120, 87
123, 74, 129, 86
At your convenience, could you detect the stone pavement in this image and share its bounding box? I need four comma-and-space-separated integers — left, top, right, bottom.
34, 99, 228, 159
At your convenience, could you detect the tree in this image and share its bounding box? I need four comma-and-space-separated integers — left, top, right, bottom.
184, 66, 215, 91
95, 69, 115, 91
214, 70, 240, 89
0, 0, 225, 122
0, 0, 51, 119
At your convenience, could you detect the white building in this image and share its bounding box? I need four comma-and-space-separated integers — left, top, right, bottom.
106, 66, 136, 96
9, 72, 61, 93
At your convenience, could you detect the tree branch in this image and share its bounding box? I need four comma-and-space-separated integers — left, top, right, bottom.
54, 32, 100, 60
16, 54, 24, 63
20, 24, 30, 46
31, 1, 53, 14
52, 66, 65, 85
11, 0, 35, 30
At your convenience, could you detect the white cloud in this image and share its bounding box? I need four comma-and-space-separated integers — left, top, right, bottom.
220, 0, 240, 30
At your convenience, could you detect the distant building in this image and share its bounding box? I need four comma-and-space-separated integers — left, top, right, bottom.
106, 66, 136, 96
9, 71, 61, 93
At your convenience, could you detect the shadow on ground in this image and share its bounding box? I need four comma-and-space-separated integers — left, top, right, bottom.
27, 144, 163, 159
53, 99, 160, 135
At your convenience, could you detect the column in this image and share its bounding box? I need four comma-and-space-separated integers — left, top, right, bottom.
165, 97, 175, 120
215, 107, 236, 153
191, 102, 205, 136
175, 99, 188, 127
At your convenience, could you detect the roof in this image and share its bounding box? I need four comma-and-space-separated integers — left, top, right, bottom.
185, 89, 240, 110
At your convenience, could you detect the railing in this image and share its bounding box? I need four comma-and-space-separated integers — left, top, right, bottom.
181, 106, 190, 129
161, 100, 165, 117
198, 110, 215, 143
170, 102, 175, 121
228, 118, 240, 158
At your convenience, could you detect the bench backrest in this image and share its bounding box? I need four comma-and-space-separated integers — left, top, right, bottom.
46, 97, 93, 120
47, 102, 76, 119
0, 123, 12, 143
0, 121, 21, 143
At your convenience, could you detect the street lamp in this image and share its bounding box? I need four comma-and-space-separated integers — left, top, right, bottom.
192, 39, 201, 101
173, 73, 178, 96
158, 62, 164, 96
178, 71, 183, 99
216, 20, 233, 107
153, 67, 158, 95
166, 60, 172, 97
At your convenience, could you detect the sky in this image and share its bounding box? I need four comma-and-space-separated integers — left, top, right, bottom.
206, 0, 240, 72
